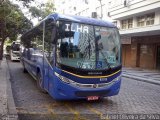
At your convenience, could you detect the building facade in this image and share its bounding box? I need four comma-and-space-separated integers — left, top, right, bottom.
108, 0, 160, 70
54, 0, 111, 20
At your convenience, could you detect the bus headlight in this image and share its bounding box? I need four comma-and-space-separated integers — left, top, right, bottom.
112, 75, 121, 82
55, 72, 72, 84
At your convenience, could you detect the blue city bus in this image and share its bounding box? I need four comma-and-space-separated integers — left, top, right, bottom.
21, 13, 122, 100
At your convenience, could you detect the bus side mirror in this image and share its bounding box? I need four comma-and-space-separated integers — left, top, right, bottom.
52, 27, 57, 44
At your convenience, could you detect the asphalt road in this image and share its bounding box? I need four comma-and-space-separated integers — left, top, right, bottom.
8, 60, 160, 120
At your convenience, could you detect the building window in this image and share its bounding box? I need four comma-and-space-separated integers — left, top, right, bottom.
146, 13, 155, 25
121, 18, 133, 29
62, 1, 65, 4
128, 19, 133, 28
137, 16, 145, 27
121, 20, 127, 29
137, 13, 155, 27
82, 0, 88, 4
85, 0, 88, 4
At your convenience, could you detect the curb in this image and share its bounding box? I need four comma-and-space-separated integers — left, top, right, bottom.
6, 58, 19, 120
122, 74, 160, 86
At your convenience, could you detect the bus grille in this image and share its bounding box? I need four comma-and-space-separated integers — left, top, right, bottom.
75, 90, 110, 97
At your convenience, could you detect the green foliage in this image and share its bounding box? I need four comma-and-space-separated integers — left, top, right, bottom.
0, 0, 55, 59
0, 0, 32, 59
29, 1, 55, 20
18, 0, 34, 7
29, 6, 42, 20
4, 38, 12, 46
44, 1, 55, 17
0, 0, 32, 38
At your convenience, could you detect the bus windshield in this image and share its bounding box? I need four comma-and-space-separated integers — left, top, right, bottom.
56, 21, 121, 70
11, 43, 20, 51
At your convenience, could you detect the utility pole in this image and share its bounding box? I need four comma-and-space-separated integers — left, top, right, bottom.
98, 0, 103, 19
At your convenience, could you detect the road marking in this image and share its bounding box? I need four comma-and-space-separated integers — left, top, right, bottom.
16, 108, 48, 115
16, 103, 57, 115
15, 102, 58, 109
62, 102, 89, 120
64, 103, 80, 120
87, 104, 110, 120
47, 104, 57, 119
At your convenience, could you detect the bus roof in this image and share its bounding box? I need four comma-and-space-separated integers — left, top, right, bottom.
47, 13, 116, 27
21, 13, 116, 40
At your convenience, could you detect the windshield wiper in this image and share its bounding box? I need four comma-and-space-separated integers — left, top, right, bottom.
99, 50, 111, 69
79, 36, 92, 68
95, 32, 111, 70
79, 45, 90, 68
95, 36, 111, 69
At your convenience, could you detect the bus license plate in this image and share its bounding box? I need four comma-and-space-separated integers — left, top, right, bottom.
87, 96, 99, 101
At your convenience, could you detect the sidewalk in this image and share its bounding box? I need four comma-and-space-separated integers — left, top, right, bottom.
122, 67, 160, 85
0, 59, 8, 119
0, 58, 18, 120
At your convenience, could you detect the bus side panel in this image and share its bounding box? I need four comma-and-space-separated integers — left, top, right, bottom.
43, 60, 50, 91
48, 72, 57, 99
23, 58, 35, 77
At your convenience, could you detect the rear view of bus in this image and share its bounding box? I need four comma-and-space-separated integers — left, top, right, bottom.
21, 14, 122, 100
10, 41, 20, 61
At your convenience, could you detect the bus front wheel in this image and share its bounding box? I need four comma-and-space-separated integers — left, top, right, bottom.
37, 73, 47, 93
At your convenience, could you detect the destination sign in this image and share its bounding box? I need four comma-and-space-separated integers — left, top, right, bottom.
65, 24, 89, 33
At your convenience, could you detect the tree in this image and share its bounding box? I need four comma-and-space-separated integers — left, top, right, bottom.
0, 0, 55, 59
29, 1, 55, 21
0, 0, 32, 60
18, 0, 34, 7
15, 0, 55, 21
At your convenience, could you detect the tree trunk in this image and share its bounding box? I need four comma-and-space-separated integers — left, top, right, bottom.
0, 18, 6, 60
0, 40, 4, 60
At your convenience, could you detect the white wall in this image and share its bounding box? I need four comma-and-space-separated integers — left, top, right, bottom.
155, 10, 160, 25
107, 0, 160, 36
109, 0, 160, 20
54, 0, 112, 21
118, 10, 160, 36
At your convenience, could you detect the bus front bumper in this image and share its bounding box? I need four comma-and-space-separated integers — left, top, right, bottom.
52, 77, 121, 100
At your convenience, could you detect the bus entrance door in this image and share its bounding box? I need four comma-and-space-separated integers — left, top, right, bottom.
43, 61, 49, 91
43, 22, 55, 92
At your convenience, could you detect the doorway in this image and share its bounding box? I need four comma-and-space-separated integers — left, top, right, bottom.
122, 44, 131, 67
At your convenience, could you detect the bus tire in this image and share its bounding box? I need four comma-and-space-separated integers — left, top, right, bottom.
37, 73, 47, 93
